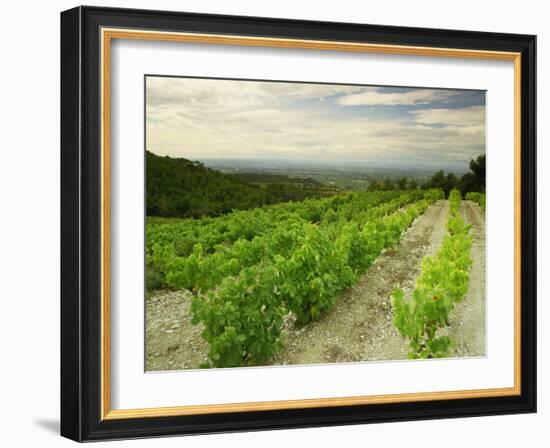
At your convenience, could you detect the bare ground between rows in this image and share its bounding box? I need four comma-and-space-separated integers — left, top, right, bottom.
146, 289, 209, 371
443, 200, 486, 357
146, 200, 450, 371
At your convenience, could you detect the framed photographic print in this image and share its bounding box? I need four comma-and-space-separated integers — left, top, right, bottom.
60, 6, 536, 442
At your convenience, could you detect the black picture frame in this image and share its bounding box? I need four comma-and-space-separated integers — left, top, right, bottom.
61, 5, 536, 442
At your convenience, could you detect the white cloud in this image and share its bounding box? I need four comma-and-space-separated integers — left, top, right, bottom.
146, 77, 485, 168
146, 77, 361, 109
410, 105, 485, 126
337, 88, 459, 106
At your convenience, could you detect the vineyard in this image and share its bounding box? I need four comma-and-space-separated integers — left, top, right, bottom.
146, 188, 486, 369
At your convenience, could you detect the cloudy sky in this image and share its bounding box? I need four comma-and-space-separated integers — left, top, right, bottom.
146, 76, 485, 170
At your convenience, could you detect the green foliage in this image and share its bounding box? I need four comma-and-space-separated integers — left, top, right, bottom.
458, 173, 477, 195
423, 188, 445, 202
391, 191, 473, 359
367, 177, 423, 192
469, 154, 486, 189
396, 178, 408, 190
229, 172, 339, 202
146, 151, 335, 219
465, 192, 486, 211
146, 190, 405, 292
424, 171, 461, 198
278, 226, 354, 324
191, 265, 286, 367
423, 154, 486, 197
367, 178, 393, 191
448, 189, 462, 214
158, 189, 442, 367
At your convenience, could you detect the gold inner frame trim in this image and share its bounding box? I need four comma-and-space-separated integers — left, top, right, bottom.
100, 27, 522, 421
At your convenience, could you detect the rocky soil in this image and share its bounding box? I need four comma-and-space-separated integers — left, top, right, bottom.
445, 200, 486, 357
145, 290, 209, 371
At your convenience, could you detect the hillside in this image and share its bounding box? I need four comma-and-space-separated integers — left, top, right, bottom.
146, 151, 335, 218
146, 151, 276, 217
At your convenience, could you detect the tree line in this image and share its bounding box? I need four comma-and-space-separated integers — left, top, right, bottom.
146, 150, 486, 218
367, 155, 485, 197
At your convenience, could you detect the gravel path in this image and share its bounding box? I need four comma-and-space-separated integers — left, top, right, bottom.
271, 200, 450, 365
145, 290, 209, 371
445, 200, 486, 357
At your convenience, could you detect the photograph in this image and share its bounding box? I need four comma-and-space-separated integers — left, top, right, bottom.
56, 4, 537, 442
144, 76, 487, 370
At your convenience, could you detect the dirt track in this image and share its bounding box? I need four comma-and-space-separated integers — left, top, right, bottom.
445, 200, 486, 357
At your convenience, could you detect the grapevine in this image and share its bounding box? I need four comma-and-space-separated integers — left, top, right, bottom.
465, 191, 486, 211
391, 189, 473, 358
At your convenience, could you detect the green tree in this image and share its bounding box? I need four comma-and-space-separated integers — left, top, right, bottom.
458, 172, 477, 196
425, 170, 445, 191
397, 177, 408, 190
145, 151, 333, 218
443, 173, 458, 197
469, 154, 486, 192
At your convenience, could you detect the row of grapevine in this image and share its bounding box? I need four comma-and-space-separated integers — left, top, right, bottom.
160, 191, 424, 293
148, 191, 396, 257
465, 191, 486, 211
147, 190, 405, 292
391, 189, 473, 359
191, 191, 443, 367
